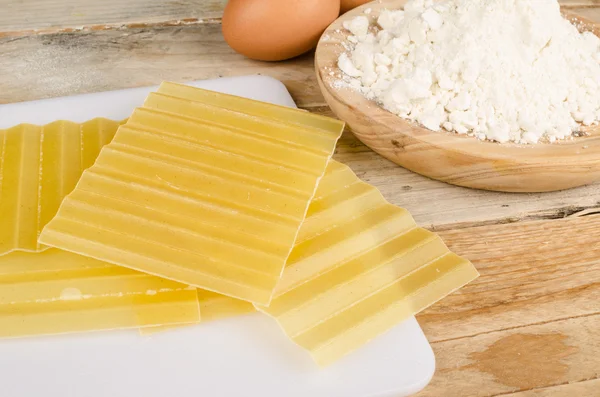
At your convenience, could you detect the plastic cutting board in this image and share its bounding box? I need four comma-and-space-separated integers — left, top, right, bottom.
0, 75, 435, 397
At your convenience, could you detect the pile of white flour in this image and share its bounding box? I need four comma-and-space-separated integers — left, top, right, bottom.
336, 0, 600, 143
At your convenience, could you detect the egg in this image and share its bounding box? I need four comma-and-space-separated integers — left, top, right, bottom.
222, 0, 340, 62
340, 0, 372, 14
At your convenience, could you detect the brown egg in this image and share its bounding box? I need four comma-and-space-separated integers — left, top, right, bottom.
222, 0, 340, 62
340, 0, 372, 14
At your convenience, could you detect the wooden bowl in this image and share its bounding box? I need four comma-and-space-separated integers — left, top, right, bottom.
315, 0, 600, 192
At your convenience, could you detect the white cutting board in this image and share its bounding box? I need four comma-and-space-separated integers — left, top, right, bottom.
0, 75, 435, 397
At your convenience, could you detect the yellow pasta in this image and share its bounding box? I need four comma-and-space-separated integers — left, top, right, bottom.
39, 85, 344, 305
257, 161, 479, 366
0, 119, 122, 256
0, 249, 200, 338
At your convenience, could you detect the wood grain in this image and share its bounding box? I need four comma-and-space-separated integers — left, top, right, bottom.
414, 215, 600, 395
561, 0, 600, 6
0, 24, 319, 108
569, 6, 600, 22
315, 0, 600, 192
504, 378, 600, 396
0, 0, 226, 35
415, 315, 599, 396
419, 214, 600, 342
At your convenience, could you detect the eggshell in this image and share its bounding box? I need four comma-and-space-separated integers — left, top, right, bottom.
340, 0, 372, 13
222, 0, 340, 61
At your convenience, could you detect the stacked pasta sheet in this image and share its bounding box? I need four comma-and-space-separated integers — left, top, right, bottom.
1, 83, 478, 365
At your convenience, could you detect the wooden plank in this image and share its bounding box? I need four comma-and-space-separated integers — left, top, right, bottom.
417, 215, 600, 342
0, 0, 226, 34
568, 6, 600, 22
415, 315, 600, 397
0, 24, 320, 107
561, 0, 600, 6
503, 378, 600, 396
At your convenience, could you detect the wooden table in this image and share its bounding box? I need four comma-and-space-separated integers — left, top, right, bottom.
2, 1, 599, 395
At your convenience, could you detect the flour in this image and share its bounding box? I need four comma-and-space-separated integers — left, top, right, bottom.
336, 0, 600, 144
